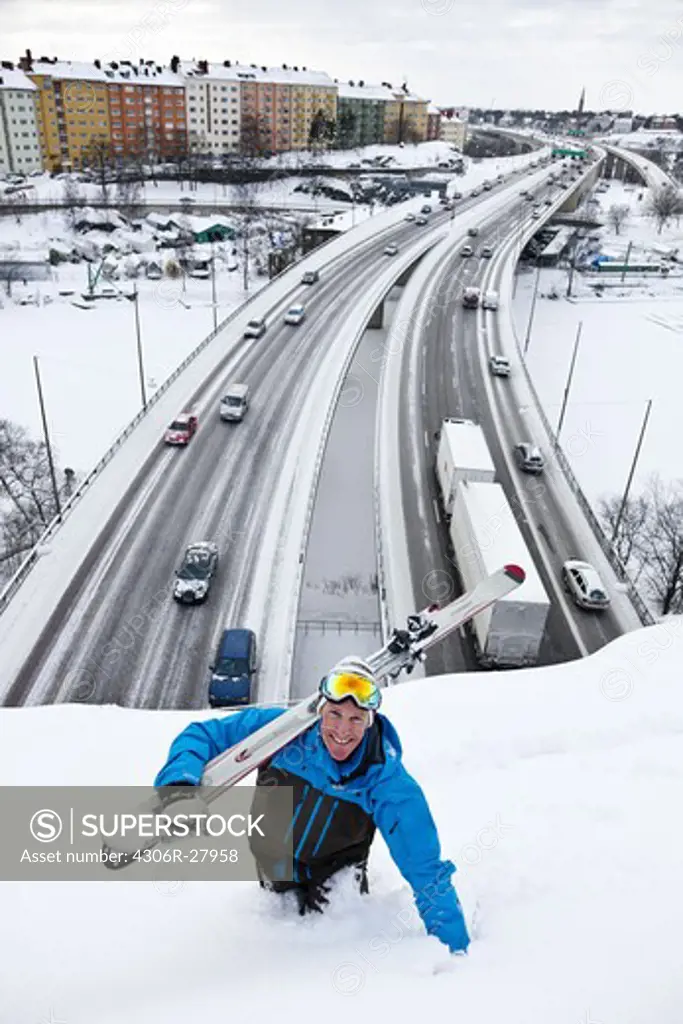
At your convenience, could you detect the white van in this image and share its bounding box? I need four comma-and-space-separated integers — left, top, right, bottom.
220, 383, 250, 422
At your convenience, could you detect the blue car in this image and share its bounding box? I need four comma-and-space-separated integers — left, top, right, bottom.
208, 628, 257, 707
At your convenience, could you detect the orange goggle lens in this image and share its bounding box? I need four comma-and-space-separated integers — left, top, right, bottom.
321, 671, 382, 710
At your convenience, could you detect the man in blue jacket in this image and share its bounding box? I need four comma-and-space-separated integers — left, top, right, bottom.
154, 656, 470, 955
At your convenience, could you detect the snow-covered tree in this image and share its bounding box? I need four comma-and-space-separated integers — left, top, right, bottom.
0, 419, 77, 582
607, 203, 629, 235
646, 184, 683, 234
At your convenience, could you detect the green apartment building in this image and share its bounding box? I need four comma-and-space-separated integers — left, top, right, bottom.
335, 81, 391, 147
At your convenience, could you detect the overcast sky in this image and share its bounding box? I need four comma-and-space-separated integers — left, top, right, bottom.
3, 0, 683, 113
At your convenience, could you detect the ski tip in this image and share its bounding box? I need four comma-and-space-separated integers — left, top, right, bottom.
504, 564, 526, 584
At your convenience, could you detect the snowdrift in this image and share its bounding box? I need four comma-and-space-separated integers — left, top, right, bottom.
2, 619, 683, 1023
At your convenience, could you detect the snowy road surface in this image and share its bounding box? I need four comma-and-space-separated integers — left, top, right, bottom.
5, 221, 431, 707
391, 173, 625, 669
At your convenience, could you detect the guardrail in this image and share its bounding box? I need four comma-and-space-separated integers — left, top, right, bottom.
0, 197, 341, 216
0, 232, 344, 618
297, 619, 382, 635
506, 163, 655, 628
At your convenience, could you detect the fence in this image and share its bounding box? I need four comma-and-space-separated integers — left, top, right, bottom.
508, 220, 656, 628
297, 620, 382, 636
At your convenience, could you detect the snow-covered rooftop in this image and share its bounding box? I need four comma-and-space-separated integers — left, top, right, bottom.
27, 59, 184, 88
336, 82, 394, 101
101, 62, 184, 88
0, 68, 37, 91
457, 480, 551, 606
180, 60, 335, 89
174, 213, 235, 233
397, 90, 428, 105
28, 59, 109, 82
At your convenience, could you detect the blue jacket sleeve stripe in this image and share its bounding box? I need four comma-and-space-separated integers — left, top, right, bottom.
294, 794, 324, 860
284, 784, 310, 843
311, 800, 338, 858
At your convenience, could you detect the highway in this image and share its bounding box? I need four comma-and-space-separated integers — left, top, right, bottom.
398, 172, 624, 678
5, 215, 432, 708
3, 156, 571, 708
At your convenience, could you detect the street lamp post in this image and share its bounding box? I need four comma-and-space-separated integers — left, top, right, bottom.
555, 320, 583, 445
524, 263, 541, 354
612, 398, 653, 546
210, 248, 218, 332
133, 285, 148, 410
33, 356, 62, 521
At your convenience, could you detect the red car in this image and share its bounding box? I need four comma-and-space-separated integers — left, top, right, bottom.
164, 412, 198, 446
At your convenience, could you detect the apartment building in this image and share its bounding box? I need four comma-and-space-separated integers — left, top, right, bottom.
383, 89, 429, 144
439, 107, 469, 150
102, 61, 186, 164
427, 105, 441, 141
19, 52, 185, 171
181, 60, 242, 155
336, 81, 392, 147
20, 57, 111, 171
0, 66, 42, 174
181, 60, 336, 156
274, 66, 336, 150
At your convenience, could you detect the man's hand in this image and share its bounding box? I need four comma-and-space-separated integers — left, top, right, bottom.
155, 784, 212, 840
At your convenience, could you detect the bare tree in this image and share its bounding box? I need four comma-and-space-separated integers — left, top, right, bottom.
115, 178, 144, 221
233, 179, 262, 291
0, 419, 72, 580
598, 492, 650, 570
62, 177, 82, 230
172, 213, 195, 290
607, 203, 630, 236
645, 183, 683, 234
240, 114, 271, 159
638, 476, 683, 615
599, 476, 683, 615
82, 138, 116, 204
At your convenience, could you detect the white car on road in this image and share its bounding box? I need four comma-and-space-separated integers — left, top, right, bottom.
284, 304, 306, 325
561, 559, 611, 611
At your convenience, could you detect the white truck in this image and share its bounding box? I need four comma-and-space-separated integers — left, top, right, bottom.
435, 418, 496, 519
449, 480, 550, 667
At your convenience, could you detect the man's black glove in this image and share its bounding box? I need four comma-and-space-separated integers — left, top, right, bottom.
155, 783, 212, 839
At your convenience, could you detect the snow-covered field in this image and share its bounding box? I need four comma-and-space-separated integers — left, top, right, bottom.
2, 620, 682, 1023
512, 178, 683, 506
0, 263, 266, 473
4, 143, 546, 212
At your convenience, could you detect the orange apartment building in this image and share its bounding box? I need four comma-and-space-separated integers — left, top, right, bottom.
19, 51, 186, 170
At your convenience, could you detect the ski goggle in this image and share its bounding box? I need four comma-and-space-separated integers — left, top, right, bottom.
320, 671, 382, 711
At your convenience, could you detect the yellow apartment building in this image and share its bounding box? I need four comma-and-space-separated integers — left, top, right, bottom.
20, 55, 111, 171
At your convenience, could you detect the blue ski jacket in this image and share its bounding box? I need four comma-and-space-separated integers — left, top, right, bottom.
154, 707, 470, 954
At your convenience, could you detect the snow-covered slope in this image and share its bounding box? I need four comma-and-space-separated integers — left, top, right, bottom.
2, 621, 683, 1023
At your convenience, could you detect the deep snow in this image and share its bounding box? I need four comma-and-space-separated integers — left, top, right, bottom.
1, 619, 683, 1023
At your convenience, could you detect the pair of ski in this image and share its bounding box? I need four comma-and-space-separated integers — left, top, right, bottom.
103, 564, 525, 869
